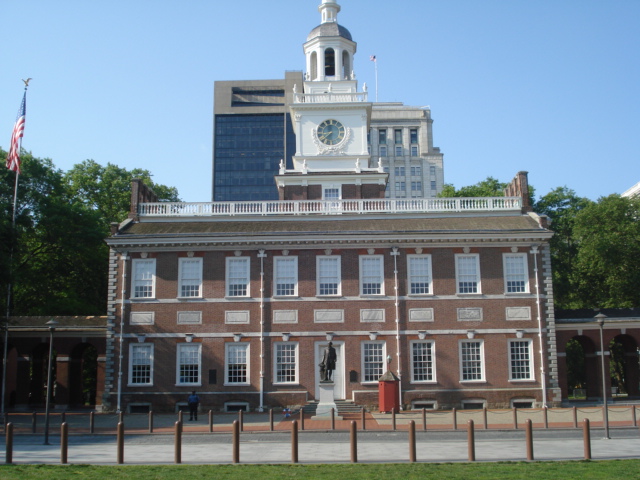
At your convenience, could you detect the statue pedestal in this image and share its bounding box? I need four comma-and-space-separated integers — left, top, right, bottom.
312, 381, 342, 420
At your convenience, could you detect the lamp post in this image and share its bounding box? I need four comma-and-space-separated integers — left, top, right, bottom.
43, 318, 58, 445
595, 313, 610, 439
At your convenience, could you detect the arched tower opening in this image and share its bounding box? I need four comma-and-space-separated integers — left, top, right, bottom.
342, 50, 351, 79
324, 48, 336, 77
310, 51, 318, 81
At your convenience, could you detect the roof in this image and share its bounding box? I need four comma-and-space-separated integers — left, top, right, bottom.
555, 308, 640, 321
106, 213, 550, 249
8, 316, 108, 330
307, 23, 353, 42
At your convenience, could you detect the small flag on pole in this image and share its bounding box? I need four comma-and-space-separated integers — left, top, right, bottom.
7, 92, 26, 173
370, 55, 376, 62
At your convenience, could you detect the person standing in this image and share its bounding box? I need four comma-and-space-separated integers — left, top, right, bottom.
188, 391, 200, 421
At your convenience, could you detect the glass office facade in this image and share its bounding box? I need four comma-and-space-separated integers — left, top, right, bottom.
213, 113, 295, 201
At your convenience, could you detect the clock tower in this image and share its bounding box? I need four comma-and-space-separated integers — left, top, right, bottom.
276, 0, 387, 201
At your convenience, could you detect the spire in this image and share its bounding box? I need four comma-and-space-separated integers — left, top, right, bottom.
319, 0, 340, 24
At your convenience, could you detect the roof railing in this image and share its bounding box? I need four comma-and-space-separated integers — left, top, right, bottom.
138, 197, 522, 217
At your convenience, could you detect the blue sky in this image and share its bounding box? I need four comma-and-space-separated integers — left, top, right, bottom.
2, 0, 638, 202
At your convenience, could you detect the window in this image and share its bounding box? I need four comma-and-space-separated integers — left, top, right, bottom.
460, 340, 484, 382
129, 343, 153, 385
226, 257, 250, 297
430, 180, 437, 190
456, 254, 480, 294
504, 253, 529, 293
274, 256, 298, 296
429, 165, 436, 176
394, 129, 402, 144
274, 343, 298, 383
378, 129, 387, 145
408, 255, 432, 294
395, 146, 403, 157
411, 341, 435, 382
395, 181, 406, 192
410, 166, 421, 177
410, 129, 418, 144
360, 255, 384, 295
132, 259, 155, 298
317, 256, 341, 296
394, 166, 405, 177
177, 343, 201, 385
411, 145, 419, 157
379, 145, 387, 157
178, 258, 202, 297
323, 187, 340, 200
362, 342, 385, 382
411, 181, 422, 196
509, 340, 533, 380
226, 343, 249, 385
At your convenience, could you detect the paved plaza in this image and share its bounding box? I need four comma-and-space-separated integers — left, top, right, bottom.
2, 408, 640, 464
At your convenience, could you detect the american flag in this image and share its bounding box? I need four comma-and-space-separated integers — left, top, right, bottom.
7, 92, 26, 173
370, 55, 376, 62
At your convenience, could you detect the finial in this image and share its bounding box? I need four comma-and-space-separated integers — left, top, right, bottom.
22, 78, 32, 89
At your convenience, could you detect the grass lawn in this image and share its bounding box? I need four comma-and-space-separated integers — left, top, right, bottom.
1, 460, 639, 479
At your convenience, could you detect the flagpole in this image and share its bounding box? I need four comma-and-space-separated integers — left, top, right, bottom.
2, 79, 29, 415
370, 55, 378, 102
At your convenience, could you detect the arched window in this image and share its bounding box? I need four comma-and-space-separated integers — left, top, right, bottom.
342, 51, 351, 79
310, 52, 318, 81
325, 48, 335, 77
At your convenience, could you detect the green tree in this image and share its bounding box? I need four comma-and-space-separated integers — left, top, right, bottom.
571, 195, 640, 308
439, 177, 507, 198
565, 338, 586, 394
534, 187, 594, 308
64, 160, 180, 232
609, 339, 626, 394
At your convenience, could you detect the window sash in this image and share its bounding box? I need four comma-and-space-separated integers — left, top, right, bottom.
411, 341, 434, 382
317, 256, 340, 296
408, 255, 431, 294
130, 344, 153, 385
179, 258, 202, 297
274, 257, 297, 296
227, 257, 249, 297
504, 254, 528, 293
177, 344, 200, 385
395, 146, 403, 156
410, 129, 418, 144
456, 255, 479, 294
378, 129, 387, 144
227, 344, 248, 384
510, 340, 533, 380
360, 256, 383, 295
275, 343, 297, 383
133, 259, 155, 298
394, 129, 402, 144
460, 341, 484, 381
363, 342, 384, 382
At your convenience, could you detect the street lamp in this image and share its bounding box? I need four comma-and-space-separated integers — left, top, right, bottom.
595, 313, 610, 439
43, 318, 58, 445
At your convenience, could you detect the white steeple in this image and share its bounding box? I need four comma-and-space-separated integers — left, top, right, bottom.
319, 0, 340, 24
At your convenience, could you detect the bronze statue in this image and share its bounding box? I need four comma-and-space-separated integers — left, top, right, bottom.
319, 342, 337, 382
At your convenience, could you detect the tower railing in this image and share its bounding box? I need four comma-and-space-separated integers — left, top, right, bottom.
293, 92, 368, 103
137, 197, 522, 217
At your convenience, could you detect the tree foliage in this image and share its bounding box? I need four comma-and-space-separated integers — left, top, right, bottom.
570, 195, 640, 308
1, 149, 180, 316
439, 177, 507, 198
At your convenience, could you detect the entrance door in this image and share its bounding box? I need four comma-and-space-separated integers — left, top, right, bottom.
315, 341, 345, 400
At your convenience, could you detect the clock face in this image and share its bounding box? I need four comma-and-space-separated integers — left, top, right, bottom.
317, 119, 346, 145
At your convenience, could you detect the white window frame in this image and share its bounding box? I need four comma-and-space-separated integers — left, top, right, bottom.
359, 255, 384, 296
410, 145, 419, 157
132, 258, 156, 299
176, 343, 201, 386
178, 257, 203, 298
129, 343, 154, 386
459, 340, 485, 382
407, 254, 432, 295
273, 342, 298, 384
226, 257, 250, 297
362, 341, 386, 383
503, 253, 529, 294
509, 339, 534, 381
379, 145, 387, 157
225, 342, 250, 386
455, 254, 481, 294
317, 255, 341, 296
274, 256, 298, 297
395, 145, 403, 157
410, 340, 436, 383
